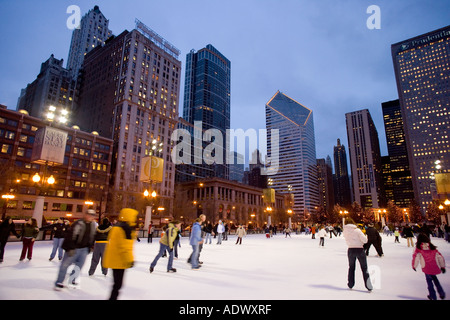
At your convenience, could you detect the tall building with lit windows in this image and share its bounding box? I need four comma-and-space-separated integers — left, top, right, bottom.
381, 99, 414, 207
67, 5, 112, 79
265, 91, 319, 220
345, 109, 385, 209
392, 25, 450, 213
181, 44, 231, 180
76, 20, 181, 216
333, 138, 352, 207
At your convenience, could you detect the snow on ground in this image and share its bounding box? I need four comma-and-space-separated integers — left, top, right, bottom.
0, 232, 449, 300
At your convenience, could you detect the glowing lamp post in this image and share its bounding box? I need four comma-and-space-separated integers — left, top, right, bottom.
144, 189, 157, 235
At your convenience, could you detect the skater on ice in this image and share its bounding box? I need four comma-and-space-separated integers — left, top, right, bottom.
412, 233, 446, 300
103, 208, 138, 300
343, 218, 373, 292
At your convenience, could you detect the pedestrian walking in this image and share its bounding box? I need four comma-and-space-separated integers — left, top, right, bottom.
343, 218, 373, 292
19, 218, 39, 261
54, 209, 97, 290
103, 208, 138, 300
235, 225, 246, 244
412, 233, 446, 300
88, 217, 112, 276
189, 217, 204, 270
149, 220, 181, 273
216, 220, 225, 244
0, 217, 20, 263
318, 225, 327, 247
365, 223, 384, 257
47, 218, 68, 261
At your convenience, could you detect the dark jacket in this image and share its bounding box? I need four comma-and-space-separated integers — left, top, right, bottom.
0, 219, 19, 242
62, 219, 96, 251
41, 223, 67, 238
403, 226, 414, 238
21, 224, 39, 239
365, 226, 381, 243
94, 220, 112, 243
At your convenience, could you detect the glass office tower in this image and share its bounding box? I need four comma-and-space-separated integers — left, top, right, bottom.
265, 91, 319, 220
182, 44, 231, 180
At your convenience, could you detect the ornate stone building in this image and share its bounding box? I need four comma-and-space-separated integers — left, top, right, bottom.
173, 178, 289, 228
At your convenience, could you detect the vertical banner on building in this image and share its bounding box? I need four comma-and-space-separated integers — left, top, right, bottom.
435, 173, 450, 194
31, 126, 68, 165
263, 188, 275, 204
140, 156, 164, 182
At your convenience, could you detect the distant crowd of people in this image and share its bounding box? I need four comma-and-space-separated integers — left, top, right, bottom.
0, 212, 448, 300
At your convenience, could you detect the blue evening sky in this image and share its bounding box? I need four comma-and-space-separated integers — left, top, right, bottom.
0, 0, 449, 166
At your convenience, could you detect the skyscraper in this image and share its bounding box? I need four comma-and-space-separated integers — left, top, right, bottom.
333, 138, 351, 207
67, 5, 112, 78
16, 54, 77, 119
181, 44, 231, 180
346, 109, 385, 209
265, 91, 319, 219
381, 99, 414, 207
76, 21, 181, 215
392, 25, 450, 212
317, 157, 335, 214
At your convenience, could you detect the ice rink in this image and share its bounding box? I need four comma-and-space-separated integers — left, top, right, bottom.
0, 231, 449, 300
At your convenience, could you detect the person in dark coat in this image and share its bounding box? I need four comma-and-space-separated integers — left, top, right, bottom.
403, 224, 415, 247
88, 217, 112, 276
364, 223, 384, 257
0, 217, 20, 262
54, 209, 97, 290
45, 218, 68, 261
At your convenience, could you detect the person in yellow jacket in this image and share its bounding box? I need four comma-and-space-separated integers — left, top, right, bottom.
149, 220, 181, 273
103, 208, 138, 300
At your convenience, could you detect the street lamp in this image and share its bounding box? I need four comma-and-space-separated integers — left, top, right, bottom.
340, 210, 349, 226
439, 199, 450, 225
46, 105, 69, 125
144, 189, 157, 234
287, 209, 293, 229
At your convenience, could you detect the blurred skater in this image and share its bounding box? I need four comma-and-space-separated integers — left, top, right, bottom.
365, 223, 383, 257
19, 218, 39, 261
235, 225, 246, 244
412, 233, 446, 300
54, 209, 97, 290
149, 220, 181, 273
89, 217, 112, 276
0, 217, 20, 263
103, 208, 138, 300
318, 225, 327, 247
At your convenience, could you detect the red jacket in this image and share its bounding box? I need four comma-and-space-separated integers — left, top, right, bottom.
412, 243, 445, 275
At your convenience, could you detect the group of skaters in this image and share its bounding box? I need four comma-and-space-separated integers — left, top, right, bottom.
309, 218, 447, 300
0, 211, 448, 300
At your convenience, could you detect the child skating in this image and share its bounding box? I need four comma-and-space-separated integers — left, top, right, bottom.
412, 233, 446, 300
